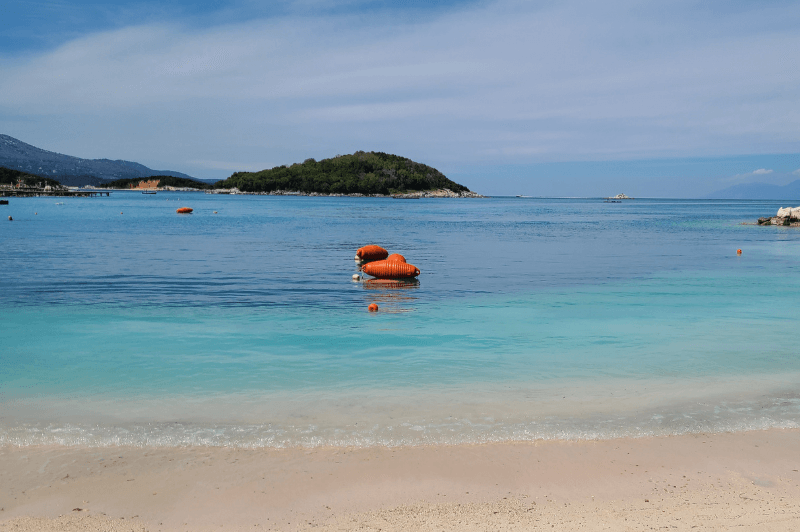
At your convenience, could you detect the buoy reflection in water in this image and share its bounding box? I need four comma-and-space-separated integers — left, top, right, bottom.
362, 278, 420, 313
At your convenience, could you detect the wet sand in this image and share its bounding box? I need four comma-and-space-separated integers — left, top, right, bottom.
1, 429, 799, 531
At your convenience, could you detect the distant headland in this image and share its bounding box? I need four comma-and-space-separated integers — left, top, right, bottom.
0, 134, 193, 187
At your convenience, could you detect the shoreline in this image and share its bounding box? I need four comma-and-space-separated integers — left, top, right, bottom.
2, 429, 799, 531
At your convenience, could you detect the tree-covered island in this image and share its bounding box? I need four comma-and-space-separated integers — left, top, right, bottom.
214, 151, 478, 196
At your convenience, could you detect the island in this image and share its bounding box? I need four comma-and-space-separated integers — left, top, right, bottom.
212, 151, 481, 197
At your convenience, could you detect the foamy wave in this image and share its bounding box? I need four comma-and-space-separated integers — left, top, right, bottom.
2, 412, 798, 449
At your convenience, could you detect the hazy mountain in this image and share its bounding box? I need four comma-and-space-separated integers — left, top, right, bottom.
705, 179, 800, 200
0, 134, 194, 187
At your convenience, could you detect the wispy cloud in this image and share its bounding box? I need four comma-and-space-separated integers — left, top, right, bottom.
719, 167, 786, 186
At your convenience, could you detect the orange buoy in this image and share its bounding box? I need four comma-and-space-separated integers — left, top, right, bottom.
736, 249, 742, 255
176, 207, 193, 214
368, 303, 379, 312
386, 253, 406, 263
356, 245, 388, 261
362, 260, 420, 279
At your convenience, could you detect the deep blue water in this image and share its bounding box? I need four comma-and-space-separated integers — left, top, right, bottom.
1, 193, 799, 447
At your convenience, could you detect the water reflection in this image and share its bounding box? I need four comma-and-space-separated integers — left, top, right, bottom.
360, 278, 420, 313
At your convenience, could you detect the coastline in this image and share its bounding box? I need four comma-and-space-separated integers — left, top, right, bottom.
2, 429, 799, 531
69, 187, 486, 198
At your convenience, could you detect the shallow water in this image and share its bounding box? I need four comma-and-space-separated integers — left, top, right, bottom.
1, 194, 799, 447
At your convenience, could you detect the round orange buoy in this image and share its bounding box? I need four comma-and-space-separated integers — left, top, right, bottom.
368, 303, 378, 312
737, 249, 742, 255
362, 260, 420, 279
176, 207, 193, 214
386, 253, 406, 263
356, 245, 388, 261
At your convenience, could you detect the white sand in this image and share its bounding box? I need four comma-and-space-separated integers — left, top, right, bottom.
1, 429, 799, 531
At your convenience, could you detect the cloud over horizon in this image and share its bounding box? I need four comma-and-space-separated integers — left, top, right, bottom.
1, 0, 799, 195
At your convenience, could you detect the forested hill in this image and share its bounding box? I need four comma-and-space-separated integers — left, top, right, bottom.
216, 152, 470, 195
0, 166, 63, 188
0, 134, 194, 187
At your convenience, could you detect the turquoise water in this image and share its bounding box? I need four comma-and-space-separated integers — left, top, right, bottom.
1, 193, 799, 447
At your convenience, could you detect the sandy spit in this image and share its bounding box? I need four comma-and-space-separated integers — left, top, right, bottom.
1, 429, 799, 531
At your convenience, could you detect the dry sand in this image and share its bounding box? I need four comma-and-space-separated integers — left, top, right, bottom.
1, 429, 799, 531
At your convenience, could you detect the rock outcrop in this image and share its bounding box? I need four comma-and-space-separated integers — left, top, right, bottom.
757, 206, 800, 226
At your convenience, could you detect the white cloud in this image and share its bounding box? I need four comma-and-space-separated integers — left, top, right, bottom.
793, 169, 800, 176
752, 168, 773, 175
1, 0, 799, 188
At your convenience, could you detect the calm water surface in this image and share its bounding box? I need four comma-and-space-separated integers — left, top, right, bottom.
1, 193, 799, 447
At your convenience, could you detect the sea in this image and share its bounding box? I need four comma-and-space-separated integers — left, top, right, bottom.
2, 193, 799, 448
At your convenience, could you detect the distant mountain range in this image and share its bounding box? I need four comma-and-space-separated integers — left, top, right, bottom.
0, 134, 196, 187
705, 179, 800, 200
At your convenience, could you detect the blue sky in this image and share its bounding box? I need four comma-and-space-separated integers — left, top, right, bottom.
1, 0, 799, 196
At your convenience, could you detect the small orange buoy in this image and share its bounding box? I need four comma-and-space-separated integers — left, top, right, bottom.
176, 207, 193, 214
356, 245, 388, 261
368, 303, 379, 312
362, 260, 420, 279
737, 249, 742, 255
386, 253, 406, 263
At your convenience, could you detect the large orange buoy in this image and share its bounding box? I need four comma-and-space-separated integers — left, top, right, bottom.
362, 260, 420, 279
368, 303, 379, 312
176, 207, 193, 214
386, 253, 406, 263
736, 249, 742, 255
356, 245, 388, 261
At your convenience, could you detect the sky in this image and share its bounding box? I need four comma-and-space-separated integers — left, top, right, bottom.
1, 0, 799, 196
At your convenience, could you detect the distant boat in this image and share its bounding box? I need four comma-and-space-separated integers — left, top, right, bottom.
142, 191, 157, 195
605, 193, 633, 200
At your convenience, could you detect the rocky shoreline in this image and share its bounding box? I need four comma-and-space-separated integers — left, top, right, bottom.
757, 206, 800, 226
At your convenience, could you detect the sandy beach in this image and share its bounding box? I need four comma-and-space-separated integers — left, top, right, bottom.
1, 429, 799, 531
